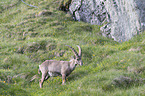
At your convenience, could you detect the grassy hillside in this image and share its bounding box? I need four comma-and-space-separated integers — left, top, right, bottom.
0, 0, 145, 96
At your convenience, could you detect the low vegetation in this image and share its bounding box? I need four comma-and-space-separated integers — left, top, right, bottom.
0, 0, 145, 95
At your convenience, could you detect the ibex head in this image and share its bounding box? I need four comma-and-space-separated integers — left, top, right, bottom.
66, 45, 83, 66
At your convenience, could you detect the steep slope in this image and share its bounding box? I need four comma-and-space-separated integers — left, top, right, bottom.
0, 0, 145, 96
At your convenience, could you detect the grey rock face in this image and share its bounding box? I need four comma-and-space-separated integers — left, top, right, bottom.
69, 0, 109, 24
69, 0, 145, 42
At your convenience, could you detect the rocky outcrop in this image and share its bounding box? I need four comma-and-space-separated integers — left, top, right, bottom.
69, 0, 145, 42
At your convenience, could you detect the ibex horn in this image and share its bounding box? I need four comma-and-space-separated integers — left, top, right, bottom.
66, 45, 79, 58
76, 45, 81, 57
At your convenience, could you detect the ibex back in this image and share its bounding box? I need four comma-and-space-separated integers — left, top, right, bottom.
38, 45, 83, 88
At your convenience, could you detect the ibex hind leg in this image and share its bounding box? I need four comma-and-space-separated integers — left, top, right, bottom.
39, 72, 47, 88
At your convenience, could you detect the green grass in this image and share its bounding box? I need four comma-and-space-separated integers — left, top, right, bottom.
1, 0, 145, 95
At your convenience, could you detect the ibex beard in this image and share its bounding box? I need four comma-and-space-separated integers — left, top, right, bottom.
38, 45, 83, 88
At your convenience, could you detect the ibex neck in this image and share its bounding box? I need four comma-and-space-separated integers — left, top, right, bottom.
69, 59, 77, 71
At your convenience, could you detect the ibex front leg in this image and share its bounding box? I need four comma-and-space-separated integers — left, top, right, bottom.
62, 74, 66, 85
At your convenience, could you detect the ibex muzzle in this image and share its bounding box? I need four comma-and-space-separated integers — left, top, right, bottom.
38, 45, 83, 88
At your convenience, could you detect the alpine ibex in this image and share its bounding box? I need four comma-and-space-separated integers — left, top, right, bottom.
38, 45, 83, 88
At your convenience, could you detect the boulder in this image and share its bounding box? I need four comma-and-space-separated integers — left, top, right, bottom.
69, 0, 145, 42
